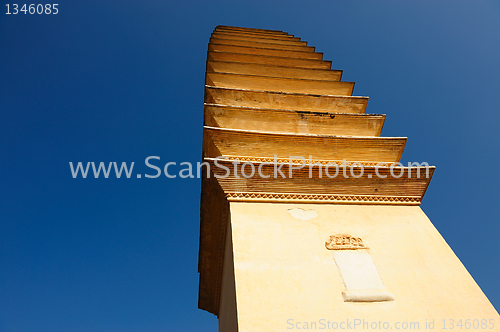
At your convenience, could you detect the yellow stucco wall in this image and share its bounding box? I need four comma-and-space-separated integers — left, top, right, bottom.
221, 202, 499, 331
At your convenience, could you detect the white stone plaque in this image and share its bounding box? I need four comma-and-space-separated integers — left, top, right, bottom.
332, 247, 395, 302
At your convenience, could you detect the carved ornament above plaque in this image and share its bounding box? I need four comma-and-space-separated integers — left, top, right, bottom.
325, 234, 368, 250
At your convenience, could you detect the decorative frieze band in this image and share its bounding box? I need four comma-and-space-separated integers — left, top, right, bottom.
225, 156, 391, 167
225, 192, 421, 204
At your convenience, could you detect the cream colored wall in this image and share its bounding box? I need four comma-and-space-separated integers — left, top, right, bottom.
226, 202, 499, 331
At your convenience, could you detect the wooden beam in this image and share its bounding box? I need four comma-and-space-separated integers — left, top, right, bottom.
206, 60, 341, 81
208, 43, 323, 60
207, 52, 331, 69
204, 104, 385, 136
203, 127, 406, 163
205, 158, 434, 204
206, 72, 354, 95
214, 28, 298, 39
205, 86, 368, 113
212, 32, 305, 44
210, 37, 315, 52
216, 25, 289, 35
211, 32, 308, 46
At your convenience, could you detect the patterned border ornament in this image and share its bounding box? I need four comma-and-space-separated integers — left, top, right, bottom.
225, 156, 391, 167
225, 192, 421, 204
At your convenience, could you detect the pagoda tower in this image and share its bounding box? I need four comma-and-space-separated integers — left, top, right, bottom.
198, 25, 499, 331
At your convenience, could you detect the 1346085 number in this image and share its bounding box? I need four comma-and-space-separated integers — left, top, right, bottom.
5, 4, 59, 14
442, 319, 495, 329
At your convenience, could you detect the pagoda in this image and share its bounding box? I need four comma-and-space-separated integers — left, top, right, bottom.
198, 25, 499, 331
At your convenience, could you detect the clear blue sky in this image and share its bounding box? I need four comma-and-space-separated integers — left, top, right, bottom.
1, 0, 499, 331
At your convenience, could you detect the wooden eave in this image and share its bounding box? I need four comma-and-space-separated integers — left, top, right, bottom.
204, 104, 385, 136
213, 30, 300, 40
207, 51, 331, 69
205, 72, 354, 96
210, 32, 309, 46
206, 60, 342, 81
208, 43, 322, 60
205, 158, 434, 203
214, 28, 294, 37
210, 37, 316, 52
203, 126, 406, 164
204, 86, 368, 113
216, 25, 291, 35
